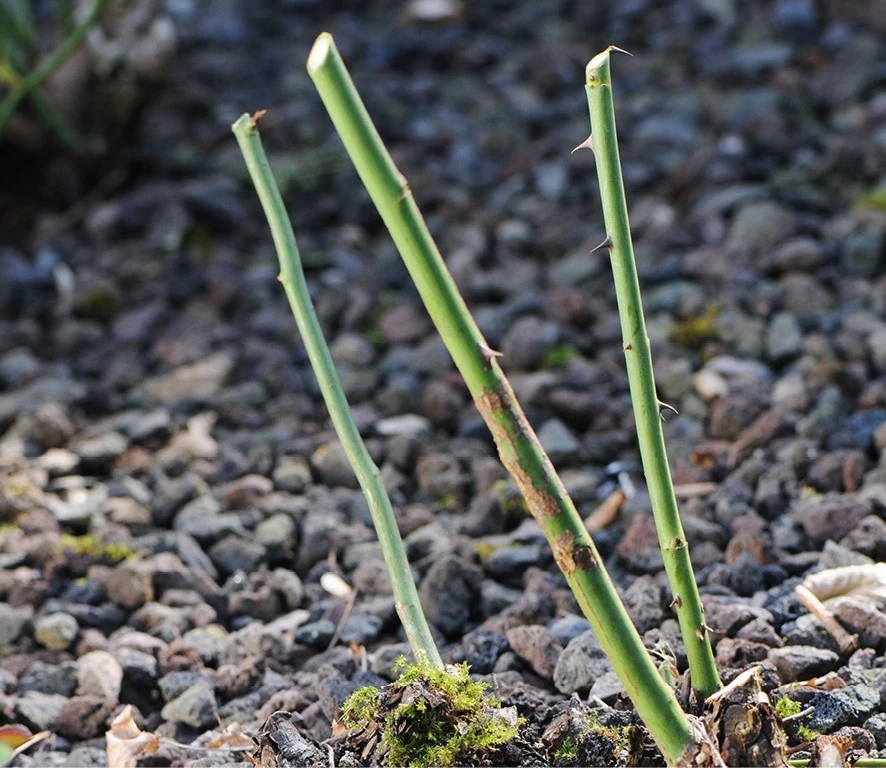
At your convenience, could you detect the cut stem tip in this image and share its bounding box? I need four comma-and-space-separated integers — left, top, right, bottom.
308, 32, 334, 72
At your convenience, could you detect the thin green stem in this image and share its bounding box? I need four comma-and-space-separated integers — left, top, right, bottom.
232, 112, 442, 670
307, 33, 701, 765
0, 0, 109, 141
584, 48, 721, 699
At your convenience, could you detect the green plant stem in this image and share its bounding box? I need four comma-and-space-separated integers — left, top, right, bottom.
583, 48, 720, 699
306, 32, 700, 765
232, 112, 442, 670
0, 0, 109, 141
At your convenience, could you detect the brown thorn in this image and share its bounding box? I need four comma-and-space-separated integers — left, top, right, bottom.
571, 134, 594, 154
589, 235, 612, 255
607, 45, 634, 57
624, 343, 632, 351
249, 109, 267, 130
670, 595, 682, 609
478, 343, 503, 366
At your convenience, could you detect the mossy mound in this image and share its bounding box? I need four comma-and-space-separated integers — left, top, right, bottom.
341, 657, 520, 767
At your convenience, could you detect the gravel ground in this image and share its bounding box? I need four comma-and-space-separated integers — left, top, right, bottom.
1, 0, 885, 765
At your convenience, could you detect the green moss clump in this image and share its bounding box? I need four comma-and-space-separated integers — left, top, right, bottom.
775, 696, 818, 743
541, 344, 581, 370
341, 657, 520, 767
61, 534, 135, 563
669, 304, 720, 348
584, 712, 630, 754
554, 735, 578, 763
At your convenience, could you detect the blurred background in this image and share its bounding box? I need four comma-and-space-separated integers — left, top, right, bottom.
0, 0, 885, 617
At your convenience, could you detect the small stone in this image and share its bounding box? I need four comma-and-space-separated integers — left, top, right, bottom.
623, 575, 665, 634
378, 304, 431, 344
726, 200, 796, 260
208, 535, 266, 576
296, 620, 336, 648
864, 712, 886, 749
869, 328, 886, 374
419, 555, 482, 638
500, 316, 560, 371
19, 661, 79, 696
106, 560, 153, 609
34, 612, 79, 650
715, 637, 770, 668
254, 513, 297, 564
843, 228, 884, 277
831, 599, 886, 651
74, 431, 129, 471
272, 455, 312, 493
766, 312, 803, 363
709, 393, 767, 440
415, 452, 464, 501
15, 691, 67, 731
160, 683, 217, 729
457, 628, 509, 674
553, 630, 613, 694
0, 602, 32, 647
139, 352, 234, 404
506, 625, 562, 680
159, 670, 210, 702
806, 687, 877, 733
339, 614, 383, 645
57, 695, 116, 739
693, 368, 729, 401
311, 441, 358, 489
590, 671, 626, 703
537, 419, 580, 464
550, 615, 591, 646
768, 645, 839, 682
77, 650, 123, 701
793, 494, 870, 546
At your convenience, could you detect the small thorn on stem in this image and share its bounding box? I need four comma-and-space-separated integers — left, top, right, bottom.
398, 183, 413, 203
478, 342, 503, 366
695, 623, 714, 642
658, 400, 678, 421
249, 109, 267, 130
624, 343, 632, 351
571, 134, 594, 154
670, 595, 682, 609
607, 45, 634, 57
589, 235, 612, 255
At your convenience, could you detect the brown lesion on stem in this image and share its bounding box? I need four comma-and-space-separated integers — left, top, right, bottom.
553, 533, 601, 575
476, 384, 561, 521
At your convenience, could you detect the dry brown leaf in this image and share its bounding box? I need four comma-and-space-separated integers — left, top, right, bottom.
106, 705, 159, 768
205, 722, 254, 750
802, 564, 886, 603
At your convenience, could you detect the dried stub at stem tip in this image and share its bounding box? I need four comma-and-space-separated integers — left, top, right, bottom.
248, 109, 267, 130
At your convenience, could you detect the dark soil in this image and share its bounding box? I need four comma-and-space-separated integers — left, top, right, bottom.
1, 0, 885, 766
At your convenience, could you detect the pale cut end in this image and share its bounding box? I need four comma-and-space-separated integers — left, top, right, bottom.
308, 32, 334, 71
585, 45, 633, 84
